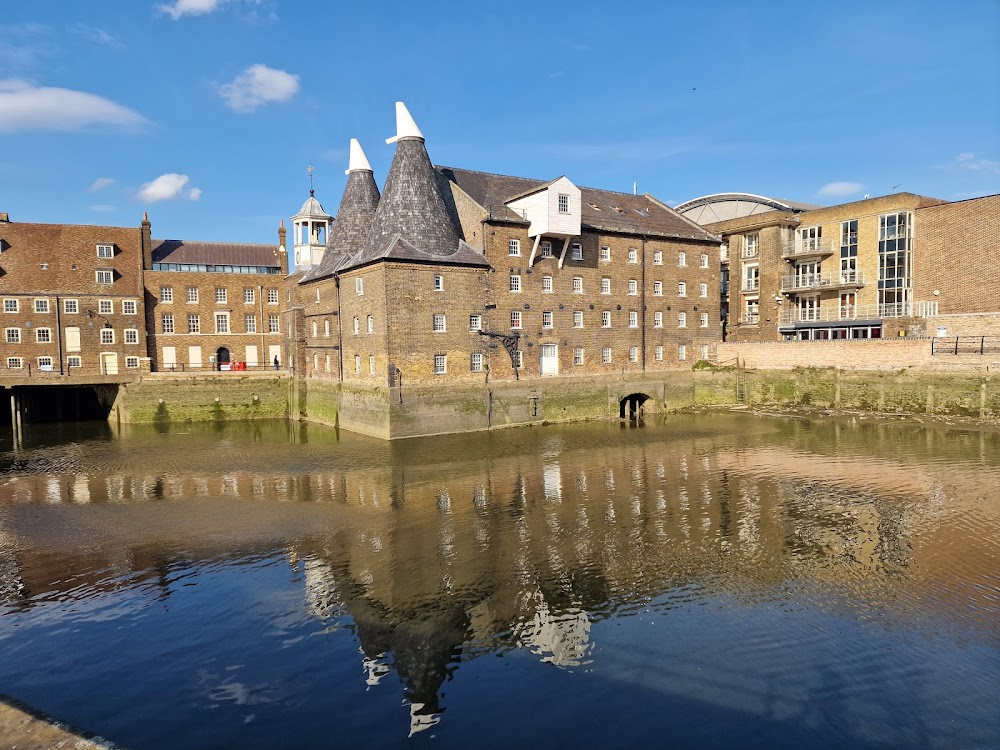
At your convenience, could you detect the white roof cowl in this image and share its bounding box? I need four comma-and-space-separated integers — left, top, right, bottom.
386, 102, 424, 144
345, 138, 373, 175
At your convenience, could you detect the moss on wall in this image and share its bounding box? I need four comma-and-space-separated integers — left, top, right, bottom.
114, 375, 288, 424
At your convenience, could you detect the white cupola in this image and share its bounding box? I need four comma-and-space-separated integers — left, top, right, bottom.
291, 189, 333, 273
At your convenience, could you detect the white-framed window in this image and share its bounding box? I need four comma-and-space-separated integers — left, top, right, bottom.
628, 279, 638, 296
573, 347, 584, 365
188, 314, 200, 334
744, 233, 759, 257
602, 347, 612, 364
653, 250, 663, 265
573, 310, 583, 328
572, 276, 583, 293
510, 310, 522, 329
678, 345, 687, 361
215, 288, 227, 304
97, 243, 114, 259
558, 193, 570, 214
653, 311, 663, 328
37, 356, 54, 369
34, 298, 50, 313
678, 312, 687, 327
124, 328, 139, 344
514, 350, 523, 369
571, 243, 583, 260
370, 355, 376, 376
245, 314, 257, 333
353, 317, 360, 335
470, 352, 483, 372
6, 357, 22, 369
629, 311, 638, 328
315, 288, 321, 304
700, 253, 710, 269
601, 277, 611, 294
628, 248, 638, 264
433, 354, 447, 375
67, 355, 82, 368
434, 274, 444, 291
355, 277, 364, 295
244, 288, 255, 304
122, 299, 137, 315
186, 287, 199, 304
601, 310, 611, 328
542, 275, 553, 293
432, 314, 447, 332
700, 345, 709, 360
35, 327, 52, 343
678, 251, 687, 267
699, 282, 708, 298
700, 312, 709, 328
214, 312, 229, 334
63, 299, 78, 314
653, 281, 662, 296
162, 314, 174, 333
267, 288, 279, 304
542, 310, 553, 328
367, 315, 374, 334
541, 241, 553, 258
509, 239, 521, 256
469, 314, 482, 331
324, 319, 331, 337
678, 282, 687, 297
629, 346, 639, 363
40, 263, 48, 271
654, 345, 663, 361
99, 299, 113, 315
355, 355, 361, 374
268, 314, 279, 332
510, 275, 521, 293
5, 328, 20, 343
3, 299, 19, 313
125, 356, 139, 369
100, 328, 115, 345
96, 269, 113, 284
600, 246, 611, 262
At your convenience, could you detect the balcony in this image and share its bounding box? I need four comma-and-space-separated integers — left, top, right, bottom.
741, 313, 760, 325
740, 245, 759, 260
741, 278, 760, 293
780, 270, 865, 292
782, 239, 835, 260
720, 246, 730, 263
777, 301, 936, 326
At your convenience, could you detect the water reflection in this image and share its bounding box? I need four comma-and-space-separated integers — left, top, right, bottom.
0, 415, 998, 747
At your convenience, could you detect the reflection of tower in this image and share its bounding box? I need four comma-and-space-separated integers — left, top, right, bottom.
291, 182, 333, 273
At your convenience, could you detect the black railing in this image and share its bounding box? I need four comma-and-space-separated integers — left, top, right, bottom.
931, 336, 1000, 355
155, 363, 281, 373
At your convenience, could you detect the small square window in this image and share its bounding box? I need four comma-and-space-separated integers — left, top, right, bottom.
541, 241, 553, 258
96, 269, 113, 284
215, 288, 227, 304
3, 299, 19, 313
37, 356, 53, 369
469, 314, 482, 331
6, 357, 23, 369
99, 299, 113, 315
509, 239, 521, 256
571, 243, 583, 260
432, 314, 447, 332
186, 287, 199, 304
160, 286, 173, 303
100, 328, 115, 345
6, 328, 20, 343
35, 328, 52, 343
433, 354, 447, 375
267, 288, 279, 304
162, 314, 175, 333
125, 356, 139, 369
67, 355, 82, 368
600, 246, 611, 262
122, 299, 137, 315
63, 299, 79, 314
97, 244, 114, 259
434, 275, 444, 291
34, 298, 50, 313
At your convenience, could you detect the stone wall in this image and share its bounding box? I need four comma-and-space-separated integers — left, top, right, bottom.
112, 372, 289, 424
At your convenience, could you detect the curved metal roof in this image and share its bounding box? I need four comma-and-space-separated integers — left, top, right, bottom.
675, 192, 820, 225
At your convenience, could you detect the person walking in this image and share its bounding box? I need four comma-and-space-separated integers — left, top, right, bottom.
273, 355, 280, 370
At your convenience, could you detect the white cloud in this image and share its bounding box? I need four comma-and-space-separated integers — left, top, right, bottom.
956, 152, 1000, 175
818, 181, 865, 198
70, 24, 122, 48
218, 64, 299, 113
137, 173, 201, 203
88, 177, 115, 193
157, 0, 226, 20
0, 79, 146, 133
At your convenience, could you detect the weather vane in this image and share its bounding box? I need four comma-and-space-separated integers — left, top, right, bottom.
307, 164, 315, 196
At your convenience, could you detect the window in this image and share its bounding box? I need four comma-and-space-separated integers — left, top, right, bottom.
653, 281, 662, 296
315, 289, 321, 303
38, 356, 53, 369
3, 299, 18, 313
629, 311, 638, 328
215, 288, 227, 304
370, 355, 376, 376
628, 248, 637, 264
678, 345, 687, 361
162, 314, 174, 333
573, 348, 584, 365
542, 310, 553, 328
244, 288, 255, 304
514, 350, 523, 369
267, 288, 279, 304
67, 355, 81, 368
188, 314, 200, 333
700, 345, 709, 361
433, 354, 447, 375
678, 312, 687, 327
100, 328, 115, 345
797, 226, 821, 253
700, 253, 709, 269
268, 314, 279, 332
367, 315, 374, 334
742, 263, 760, 292
63, 299, 78, 314
694, 282, 706, 299
355, 355, 361, 374
629, 346, 639, 363
678, 282, 687, 297
97, 244, 114, 259
99, 299, 113, 315
434, 275, 444, 291
572, 276, 583, 293
186, 287, 199, 303
40, 263, 48, 271
602, 310, 611, 327
214, 313, 229, 334
324, 319, 331, 337
5, 328, 20, 343
125, 356, 139, 369
124, 328, 139, 344
509, 239, 521, 256
601, 277, 611, 294
541, 241, 553, 258
432, 314, 447, 332
469, 314, 482, 331
653, 250, 662, 265
558, 193, 570, 213
36, 328, 52, 343
510, 310, 522, 329
510, 275, 521, 293
571, 243, 583, 261
653, 311, 662, 328
6, 357, 22, 369
602, 347, 612, 364
628, 279, 637, 296
245, 314, 257, 333
700, 312, 709, 328
96, 270, 113, 284
159, 287, 172, 303
744, 297, 760, 324
654, 345, 663, 361
841, 219, 859, 280
600, 246, 611, 262
879, 212, 912, 312
470, 352, 483, 372
312, 321, 318, 338
573, 310, 583, 328
122, 299, 137, 315
353, 317, 360, 335
356, 277, 364, 295
542, 275, 553, 293
744, 234, 759, 258
34, 298, 49, 313
678, 251, 686, 267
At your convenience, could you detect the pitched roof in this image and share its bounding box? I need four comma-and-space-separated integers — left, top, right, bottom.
152, 239, 282, 267
435, 167, 718, 242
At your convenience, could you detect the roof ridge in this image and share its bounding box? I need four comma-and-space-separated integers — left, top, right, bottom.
153, 238, 277, 247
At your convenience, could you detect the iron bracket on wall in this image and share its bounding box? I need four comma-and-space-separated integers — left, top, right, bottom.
478, 331, 520, 380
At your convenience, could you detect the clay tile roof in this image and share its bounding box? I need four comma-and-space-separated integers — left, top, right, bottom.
152, 239, 282, 267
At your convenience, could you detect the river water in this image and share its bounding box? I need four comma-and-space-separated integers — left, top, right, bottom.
0, 414, 998, 749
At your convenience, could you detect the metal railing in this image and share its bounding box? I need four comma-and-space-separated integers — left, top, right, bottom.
741, 313, 760, 325
778, 301, 935, 326
740, 245, 759, 259
782, 239, 835, 258
155, 362, 280, 373
780, 270, 866, 291
741, 278, 760, 292
931, 336, 1000, 355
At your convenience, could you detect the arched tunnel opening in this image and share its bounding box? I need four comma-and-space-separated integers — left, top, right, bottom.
619, 393, 650, 421
7, 385, 117, 425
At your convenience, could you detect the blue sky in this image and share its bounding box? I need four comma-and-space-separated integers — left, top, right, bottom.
1, 0, 997, 257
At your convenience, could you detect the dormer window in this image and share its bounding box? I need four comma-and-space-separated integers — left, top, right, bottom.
96, 269, 113, 284
541, 241, 553, 258
97, 244, 114, 259
558, 194, 570, 214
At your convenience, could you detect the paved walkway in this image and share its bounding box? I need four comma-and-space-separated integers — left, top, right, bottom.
0, 696, 119, 749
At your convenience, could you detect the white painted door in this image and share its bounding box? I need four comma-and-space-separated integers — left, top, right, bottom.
268, 344, 282, 369
188, 346, 202, 369
540, 344, 558, 376
162, 346, 176, 370
64, 327, 81, 352
245, 345, 258, 367
101, 353, 119, 375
